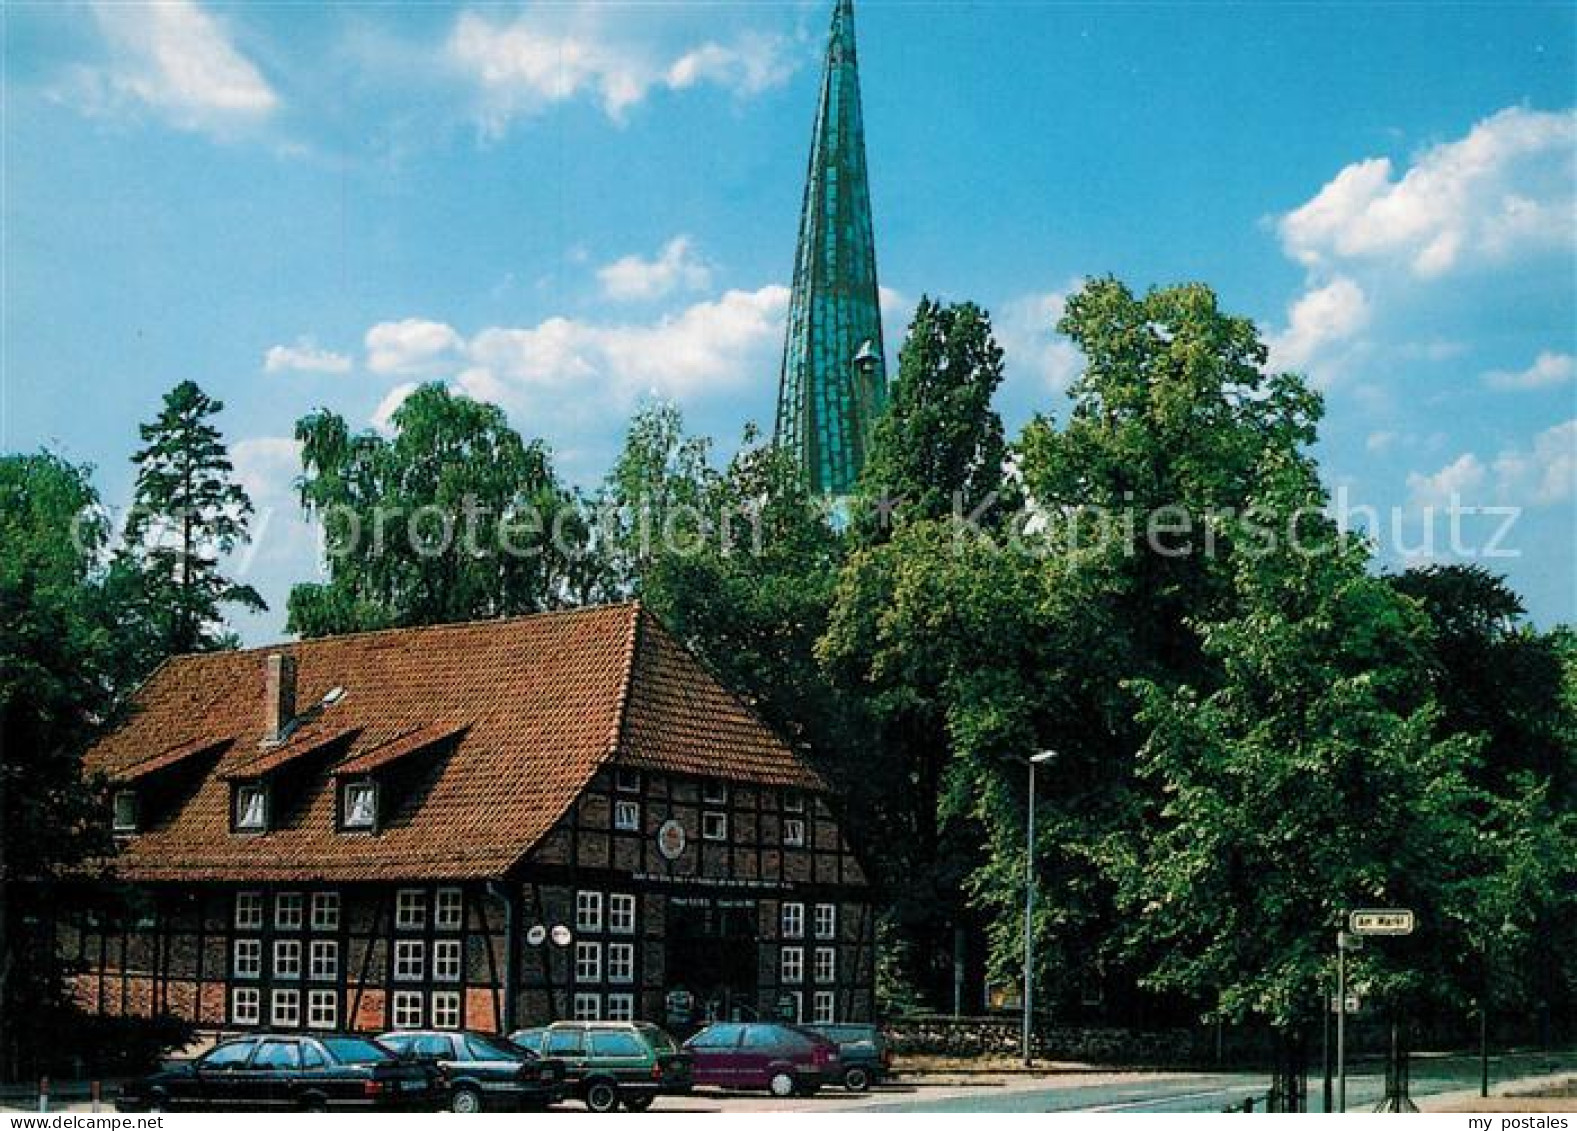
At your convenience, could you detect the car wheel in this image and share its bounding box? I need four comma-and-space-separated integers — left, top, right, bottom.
300, 1096, 328, 1113
842, 1066, 871, 1093
623, 1094, 655, 1112
584, 1081, 620, 1113
768, 1072, 796, 1098
449, 1086, 482, 1114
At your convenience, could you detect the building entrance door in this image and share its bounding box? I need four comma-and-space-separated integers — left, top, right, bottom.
665, 898, 759, 1026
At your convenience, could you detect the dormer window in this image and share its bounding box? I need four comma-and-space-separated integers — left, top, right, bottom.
112, 790, 139, 833
234, 783, 268, 832
342, 781, 378, 831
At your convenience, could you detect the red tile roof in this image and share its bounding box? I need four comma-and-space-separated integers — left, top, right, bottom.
107, 735, 234, 785
83, 603, 828, 882
332, 723, 468, 778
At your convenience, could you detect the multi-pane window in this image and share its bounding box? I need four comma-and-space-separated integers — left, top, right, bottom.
271, 989, 300, 1027
342, 782, 377, 829
702, 812, 728, 841
307, 989, 337, 1029
576, 891, 603, 932
394, 940, 425, 982
235, 891, 264, 929
395, 889, 426, 930
391, 991, 423, 1030
702, 781, 728, 804
275, 892, 304, 930
781, 903, 805, 939
784, 990, 804, 1023
606, 994, 635, 1022
234, 784, 268, 831
233, 939, 261, 979
609, 894, 637, 935
273, 939, 302, 979
815, 947, 836, 983
783, 818, 806, 847
814, 904, 837, 940
783, 792, 805, 813
608, 943, 635, 984
309, 940, 338, 981
431, 991, 462, 1030
434, 940, 462, 983
575, 941, 602, 983
615, 768, 641, 793
614, 800, 640, 831
573, 993, 600, 1021
310, 892, 340, 931
781, 946, 804, 984
813, 991, 835, 1025
231, 987, 260, 1025
435, 888, 464, 930
112, 791, 138, 833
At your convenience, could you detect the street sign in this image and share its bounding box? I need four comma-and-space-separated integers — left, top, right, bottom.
1350, 909, 1415, 936
1330, 994, 1362, 1014
1337, 930, 1364, 952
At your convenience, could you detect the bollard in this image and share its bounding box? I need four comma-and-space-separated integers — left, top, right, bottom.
1243, 1096, 1254, 1113
92, 1079, 102, 1113
38, 1076, 49, 1113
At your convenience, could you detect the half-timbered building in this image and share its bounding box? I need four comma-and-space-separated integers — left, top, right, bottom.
65, 603, 874, 1036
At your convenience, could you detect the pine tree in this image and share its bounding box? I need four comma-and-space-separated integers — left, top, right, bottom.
122, 380, 265, 660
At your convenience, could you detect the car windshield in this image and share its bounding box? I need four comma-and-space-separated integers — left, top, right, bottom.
323, 1037, 392, 1065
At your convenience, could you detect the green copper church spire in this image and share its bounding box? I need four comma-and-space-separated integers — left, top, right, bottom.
774, 0, 887, 496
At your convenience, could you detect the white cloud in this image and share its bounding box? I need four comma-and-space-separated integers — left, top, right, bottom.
998, 287, 1084, 396
597, 236, 713, 302
264, 339, 352, 375
1266, 275, 1371, 379
1483, 350, 1576, 392
80, 0, 277, 135
1493, 419, 1577, 506
1407, 453, 1487, 510
230, 436, 301, 504
371, 382, 421, 434
446, 8, 795, 132
364, 318, 465, 377
1278, 107, 1576, 279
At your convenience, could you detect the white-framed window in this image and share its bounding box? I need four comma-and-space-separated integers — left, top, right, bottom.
231, 986, 260, 1025
233, 938, 261, 979
702, 812, 727, 841
395, 888, 426, 930
815, 903, 837, 940
434, 939, 462, 983
391, 991, 423, 1030
813, 990, 835, 1024
307, 989, 337, 1029
435, 887, 464, 930
702, 781, 728, 804
615, 768, 641, 793
342, 781, 377, 829
576, 891, 603, 932
783, 818, 806, 847
575, 941, 602, 983
573, 993, 600, 1021
609, 893, 637, 935
275, 892, 304, 930
780, 946, 804, 984
783, 989, 804, 1023
310, 891, 340, 932
614, 800, 640, 831
432, 991, 462, 1030
112, 790, 138, 833
781, 902, 804, 939
393, 940, 424, 982
273, 939, 302, 979
606, 993, 635, 1022
271, 988, 300, 1028
815, 947, 836, 983
608, 942, 635, 984
234, 784, 268, 831
235, 891, 264, 929
783, 792, 805, 813
309, 940, 338, 981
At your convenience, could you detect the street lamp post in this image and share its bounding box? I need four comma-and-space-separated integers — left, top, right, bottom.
1023, 750, 1056, 1068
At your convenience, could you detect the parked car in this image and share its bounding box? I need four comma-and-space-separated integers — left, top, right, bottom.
114, 1033, 438, 1112
377, 1029, 565, 1112
804, 1024, 891, 1091
509, 1021, 692, 1112
683, 1022, 841, 1097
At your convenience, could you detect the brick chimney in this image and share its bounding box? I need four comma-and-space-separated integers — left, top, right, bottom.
263, 652, 297, 744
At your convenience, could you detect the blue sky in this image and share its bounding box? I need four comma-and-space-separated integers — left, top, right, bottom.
4, 0, 1574, 641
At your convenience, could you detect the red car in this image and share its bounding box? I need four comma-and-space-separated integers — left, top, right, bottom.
682, 1022, 841, 1097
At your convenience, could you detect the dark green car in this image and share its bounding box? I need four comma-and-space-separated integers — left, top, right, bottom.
509, 1022, 692, 1112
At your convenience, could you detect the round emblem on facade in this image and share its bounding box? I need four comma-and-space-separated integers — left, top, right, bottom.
550, 924, 573, 948
657, 818, 687, 860
525, 924, 548, 947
